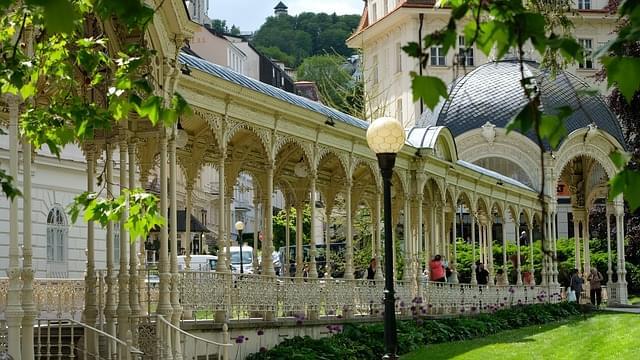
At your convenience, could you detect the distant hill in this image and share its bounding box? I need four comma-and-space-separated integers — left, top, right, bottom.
252, 12, 361, 67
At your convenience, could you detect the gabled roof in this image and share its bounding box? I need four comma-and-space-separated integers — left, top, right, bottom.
178, 52, 369, 129
274, 1, 288, 10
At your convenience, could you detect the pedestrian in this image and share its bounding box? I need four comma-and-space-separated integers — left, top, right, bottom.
366, 258, 377, 280
429, 255, 446, 282
495, 268, 508, 286
570, 269, 584, 303
588, 268, 604, 307
519, 230, 527, 245
476, 262, 489, 285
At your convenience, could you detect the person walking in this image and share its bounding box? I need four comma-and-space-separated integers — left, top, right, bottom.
569, 269, 584, 304
429, 255, 446, 282
366, 258, 377, 280
476, 262, 489, 285
588, 268, 604, 307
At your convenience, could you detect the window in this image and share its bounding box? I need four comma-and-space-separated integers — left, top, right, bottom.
372, 55, 379, 84
579, 38, 593, 69
578, 0, 591, 10
383, 0, 389, 14
395, 42, 402, 73
395, 98, 403, 124
371, 3, 378, 22
47, 206, 68, 262
430, 46, 445, 66
457, 36, 474, 66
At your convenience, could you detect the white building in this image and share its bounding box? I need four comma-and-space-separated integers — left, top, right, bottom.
347, 0, 619, 240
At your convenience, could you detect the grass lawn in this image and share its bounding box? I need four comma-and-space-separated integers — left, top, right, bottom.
402, 313, 640, 360
629, 294, 640, 305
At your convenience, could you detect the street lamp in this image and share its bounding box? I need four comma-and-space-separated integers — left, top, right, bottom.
235, 221, 245, 274
366, 116, 405, 360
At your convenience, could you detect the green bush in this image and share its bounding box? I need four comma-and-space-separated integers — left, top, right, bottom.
247, 303, 585, 360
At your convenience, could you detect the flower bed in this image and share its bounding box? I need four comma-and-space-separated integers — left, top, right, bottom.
246, 302, 587, 359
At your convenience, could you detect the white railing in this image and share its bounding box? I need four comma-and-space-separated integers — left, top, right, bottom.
177, 272, 562, 321
157, 315, 231, 360
35, 318, 143, 360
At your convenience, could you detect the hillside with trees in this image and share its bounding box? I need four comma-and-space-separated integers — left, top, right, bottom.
252, 12, 361, 67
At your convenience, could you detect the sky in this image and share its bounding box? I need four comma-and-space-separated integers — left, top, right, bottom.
209, 0, 364, 32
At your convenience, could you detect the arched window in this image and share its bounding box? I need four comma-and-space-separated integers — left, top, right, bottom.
47, 205, 68, 262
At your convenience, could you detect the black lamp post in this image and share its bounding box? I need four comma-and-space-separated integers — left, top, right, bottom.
366, 116, 405, 360
235, 221, 245, 274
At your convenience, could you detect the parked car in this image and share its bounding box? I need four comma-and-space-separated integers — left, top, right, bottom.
224, 245, 254, 274
177, 254, 217, 271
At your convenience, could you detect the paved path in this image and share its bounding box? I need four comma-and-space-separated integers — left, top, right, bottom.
606, 306, 640, 314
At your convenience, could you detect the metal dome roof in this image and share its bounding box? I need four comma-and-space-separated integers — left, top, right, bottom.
428, 60, 625, 149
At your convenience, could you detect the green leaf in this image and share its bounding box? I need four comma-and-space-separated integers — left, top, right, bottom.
610, 150, 631, 169
506, 97, 540, 135
539, 105, 571, 149
410, 73, 448, 111
609, 169, 640, 211
42, 0, 79, 34
0, 169, 22, 200
602, 56, 640, 103
402, 42, 421, 58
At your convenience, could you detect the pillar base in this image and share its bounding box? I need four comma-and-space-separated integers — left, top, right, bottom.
608, 281, 629, 306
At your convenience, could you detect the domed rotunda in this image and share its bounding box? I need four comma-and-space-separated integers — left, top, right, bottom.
409, 60, 626, 294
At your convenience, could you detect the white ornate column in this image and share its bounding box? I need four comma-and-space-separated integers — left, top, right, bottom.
487, 216, 494, 285
403, 194, 413, 283
478, 219, 485, 266
344, 180, 354, 279
295, 201, 304, 278
157, 131, 173, 323
614, 201, 628, 304
375, 192, 384, 280
262, 163, 276, 277
606, 204, 613, 285
284, 203, 291, 276
415, 178, 425, 288
573, 213, 581, 272
515, 210, 522, 285
21, 107, 36, 359
308, 172, 319, 278
104, 144, 118, 339
6, 96, 23, 359
502, 211, 508, 284
185, 185, 193, 268
470, 214, 477, 285
552, 211, 559, 285
450, 202, 459, 283
117, 136, 131, 340
253, 195, 260, 272
215, 157, 228, 273
81, 145, 97, 357
540, 213, 549, 287
169, 127, 183, 359
128, 138, 140, 342
324, 199, 334, 278
528, 217, 535, 285
584, 215, 592, 275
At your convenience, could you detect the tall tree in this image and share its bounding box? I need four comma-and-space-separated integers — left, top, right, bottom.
252, 12, 360, 67
296, 54, 360, 115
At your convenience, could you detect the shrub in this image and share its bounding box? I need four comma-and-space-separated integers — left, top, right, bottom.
247, 303, 585, 359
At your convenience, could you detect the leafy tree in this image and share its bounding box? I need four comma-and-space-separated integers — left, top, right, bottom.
252, 12, 360, 67
210, 19, 241, 35
272, 205, 311, 250
0, 0, 189, 239
296, 54, 362, 115
606, 12, 640, 289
